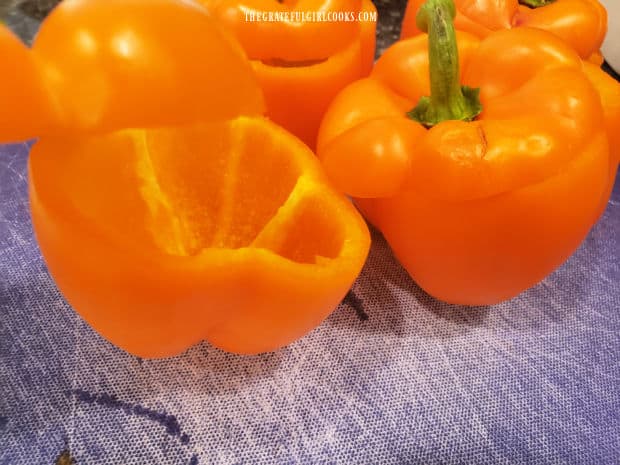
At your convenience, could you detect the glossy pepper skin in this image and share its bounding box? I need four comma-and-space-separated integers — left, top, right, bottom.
32, 0, 264, 133
4, 0, 371, 357
401, 0, 608, 63
318, 0, 613, 305
582, 61, 620, 219
202, 0, 377, 149
0, 25, 53, 142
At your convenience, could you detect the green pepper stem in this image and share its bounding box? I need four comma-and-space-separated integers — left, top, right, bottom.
518, 0, 555, 8
407, 0, 481, 128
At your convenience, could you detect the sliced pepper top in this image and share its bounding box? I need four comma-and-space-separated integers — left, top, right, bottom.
0, 25, 53, 142
29, 0, 264, 136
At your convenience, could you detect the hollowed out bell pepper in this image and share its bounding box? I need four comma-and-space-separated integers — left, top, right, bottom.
1, 0, 370, 357
318, 0, 617, 305
401, 0, 608, 63
201, 0, 377, 149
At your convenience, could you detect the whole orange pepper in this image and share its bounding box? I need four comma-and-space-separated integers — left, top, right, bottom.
2, 0, 370, 357
401, 0, 608, 63
318, 0, 615, 305
582, 61, 620, 218
202, 0, 377, 149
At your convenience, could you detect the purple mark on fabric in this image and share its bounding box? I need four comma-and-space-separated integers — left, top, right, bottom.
67, 389, 191, 445
343, 290, 368, 321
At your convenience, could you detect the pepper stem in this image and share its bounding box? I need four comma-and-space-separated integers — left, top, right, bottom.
518, 0, 555, 8
407, 0, 481, 128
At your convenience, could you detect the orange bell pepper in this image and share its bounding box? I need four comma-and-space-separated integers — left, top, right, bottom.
31, 0, 263, 133
318, 0, 615, 305
582, 61, 620, 218
2, 0, 370, 357
202, 0, 377, 149
29, 119, 370, 357
401, 0, 608, 63
0, 25, 52, 142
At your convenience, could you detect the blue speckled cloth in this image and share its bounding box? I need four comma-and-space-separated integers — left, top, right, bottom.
0, 139, 619, 465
